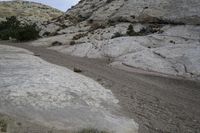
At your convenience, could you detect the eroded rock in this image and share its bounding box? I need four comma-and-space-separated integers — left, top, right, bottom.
0, 45, 138, 133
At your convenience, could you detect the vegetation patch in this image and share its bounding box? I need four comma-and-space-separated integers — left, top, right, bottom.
70, 40, 76, 45
154, 18, 185, 25
51, 41, 63, 46
0, 16, 40, 41
111, 32, 123, 39
89, 23, 106, 32
73, 67, 82, 73
0, 119, 7, 132
126, 24, 138, 36
126, 24, 161, 36
76, 128, 109, 133
73, 33, 88, 40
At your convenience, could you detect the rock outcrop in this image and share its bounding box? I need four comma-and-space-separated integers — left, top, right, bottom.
0, 1, 63, 22
0, 44, 138, 133
66, 0, 200, 25
31, 0, 200, 80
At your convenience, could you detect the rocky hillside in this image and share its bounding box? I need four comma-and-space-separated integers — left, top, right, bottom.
39, 0, 200, 35
34, 0, 200, 82
0, 44, 138, 133
62, 0, 200, 25
2, 1, 200, 133
0, 1, 63, 22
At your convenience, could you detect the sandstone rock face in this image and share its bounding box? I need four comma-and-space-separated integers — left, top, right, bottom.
0, 1, 64, 36
0, 1, 63, 22
32, 24, 200, 80
67, 0, 200, 24
30, 0, 200, 80
0, 44, 138, 133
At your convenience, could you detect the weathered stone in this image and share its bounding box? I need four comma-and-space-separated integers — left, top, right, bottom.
0, 45, 138, 133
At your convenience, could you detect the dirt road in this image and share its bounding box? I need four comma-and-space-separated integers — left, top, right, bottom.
2, 42, 200, 133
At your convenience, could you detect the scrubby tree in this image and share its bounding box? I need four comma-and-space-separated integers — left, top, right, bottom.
126, 24, 134, 36
15, 23, 40, 41
0, 16, 40, 41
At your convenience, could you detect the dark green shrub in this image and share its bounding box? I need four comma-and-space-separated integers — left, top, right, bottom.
51, 41, 63, 46
73, 67, 82, 73
15, 24, 40, 41
70, 40, 76, 45
126, 24, 160, 36
111, 32, 123, 39
73, 33, 87, 40
0, 119, 7, 132
107, 19, 115, 26
77, 128, 108, 133
0, 16, 20, 31
106, 0, 114, 3
126, 24, 139, 36
0, 29, 11, 40
0, 16, 40, 41
89, 23, 106, 31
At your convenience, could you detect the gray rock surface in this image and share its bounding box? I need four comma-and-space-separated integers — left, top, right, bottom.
0, 44, 138, 133
32, 25, 200, 80
30, 0, 200, 80
67, 0, 200, 24
0, 1, 63, 22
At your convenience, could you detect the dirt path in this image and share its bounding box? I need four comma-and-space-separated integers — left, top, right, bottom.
2, 42, 200, 133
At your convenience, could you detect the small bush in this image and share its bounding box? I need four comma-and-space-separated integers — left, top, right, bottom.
0, 16, 40, 41
15, 24, 40, 41
77, 128, 108, 133
169, 40, 176, 44
126, 24, 160, 36
73, 67, 82, 73
116, 16, 129, 23
107, 19, 115, 26
155, 18, 185, 25
0, 119, 7, 132
77, 14, 89, 22
111, 32, 123, 39
70, 41, 76, 45
126, 24, 139, 36
89, 23, 106, 31
106, 0, 114, 3
87, 19, 94, 24
0, 29, 11, 40
73, 33, 87, 40
51, 41, 63, 46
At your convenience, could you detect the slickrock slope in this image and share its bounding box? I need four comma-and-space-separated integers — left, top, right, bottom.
1, 1, 199, 132
32, 0, 200, 81
0, 44, 138, 133
67, 0, 200, 25
0, 1, 63, 22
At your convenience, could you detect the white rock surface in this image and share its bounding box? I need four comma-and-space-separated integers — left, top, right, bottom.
30, 34, 74, 47
154, 44, 200, 77
39, 23, 61, 36
0, 45, 138, 133
35, 25, 200, 80
67, 0, 200, 24
102, 37, 147, 58
112, 49, 177, 75
29, 0, 200, 82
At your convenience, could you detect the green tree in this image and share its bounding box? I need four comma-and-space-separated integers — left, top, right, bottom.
0, 16, 40, 41
15, 23, 40, 41
126, 24, 135, 36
